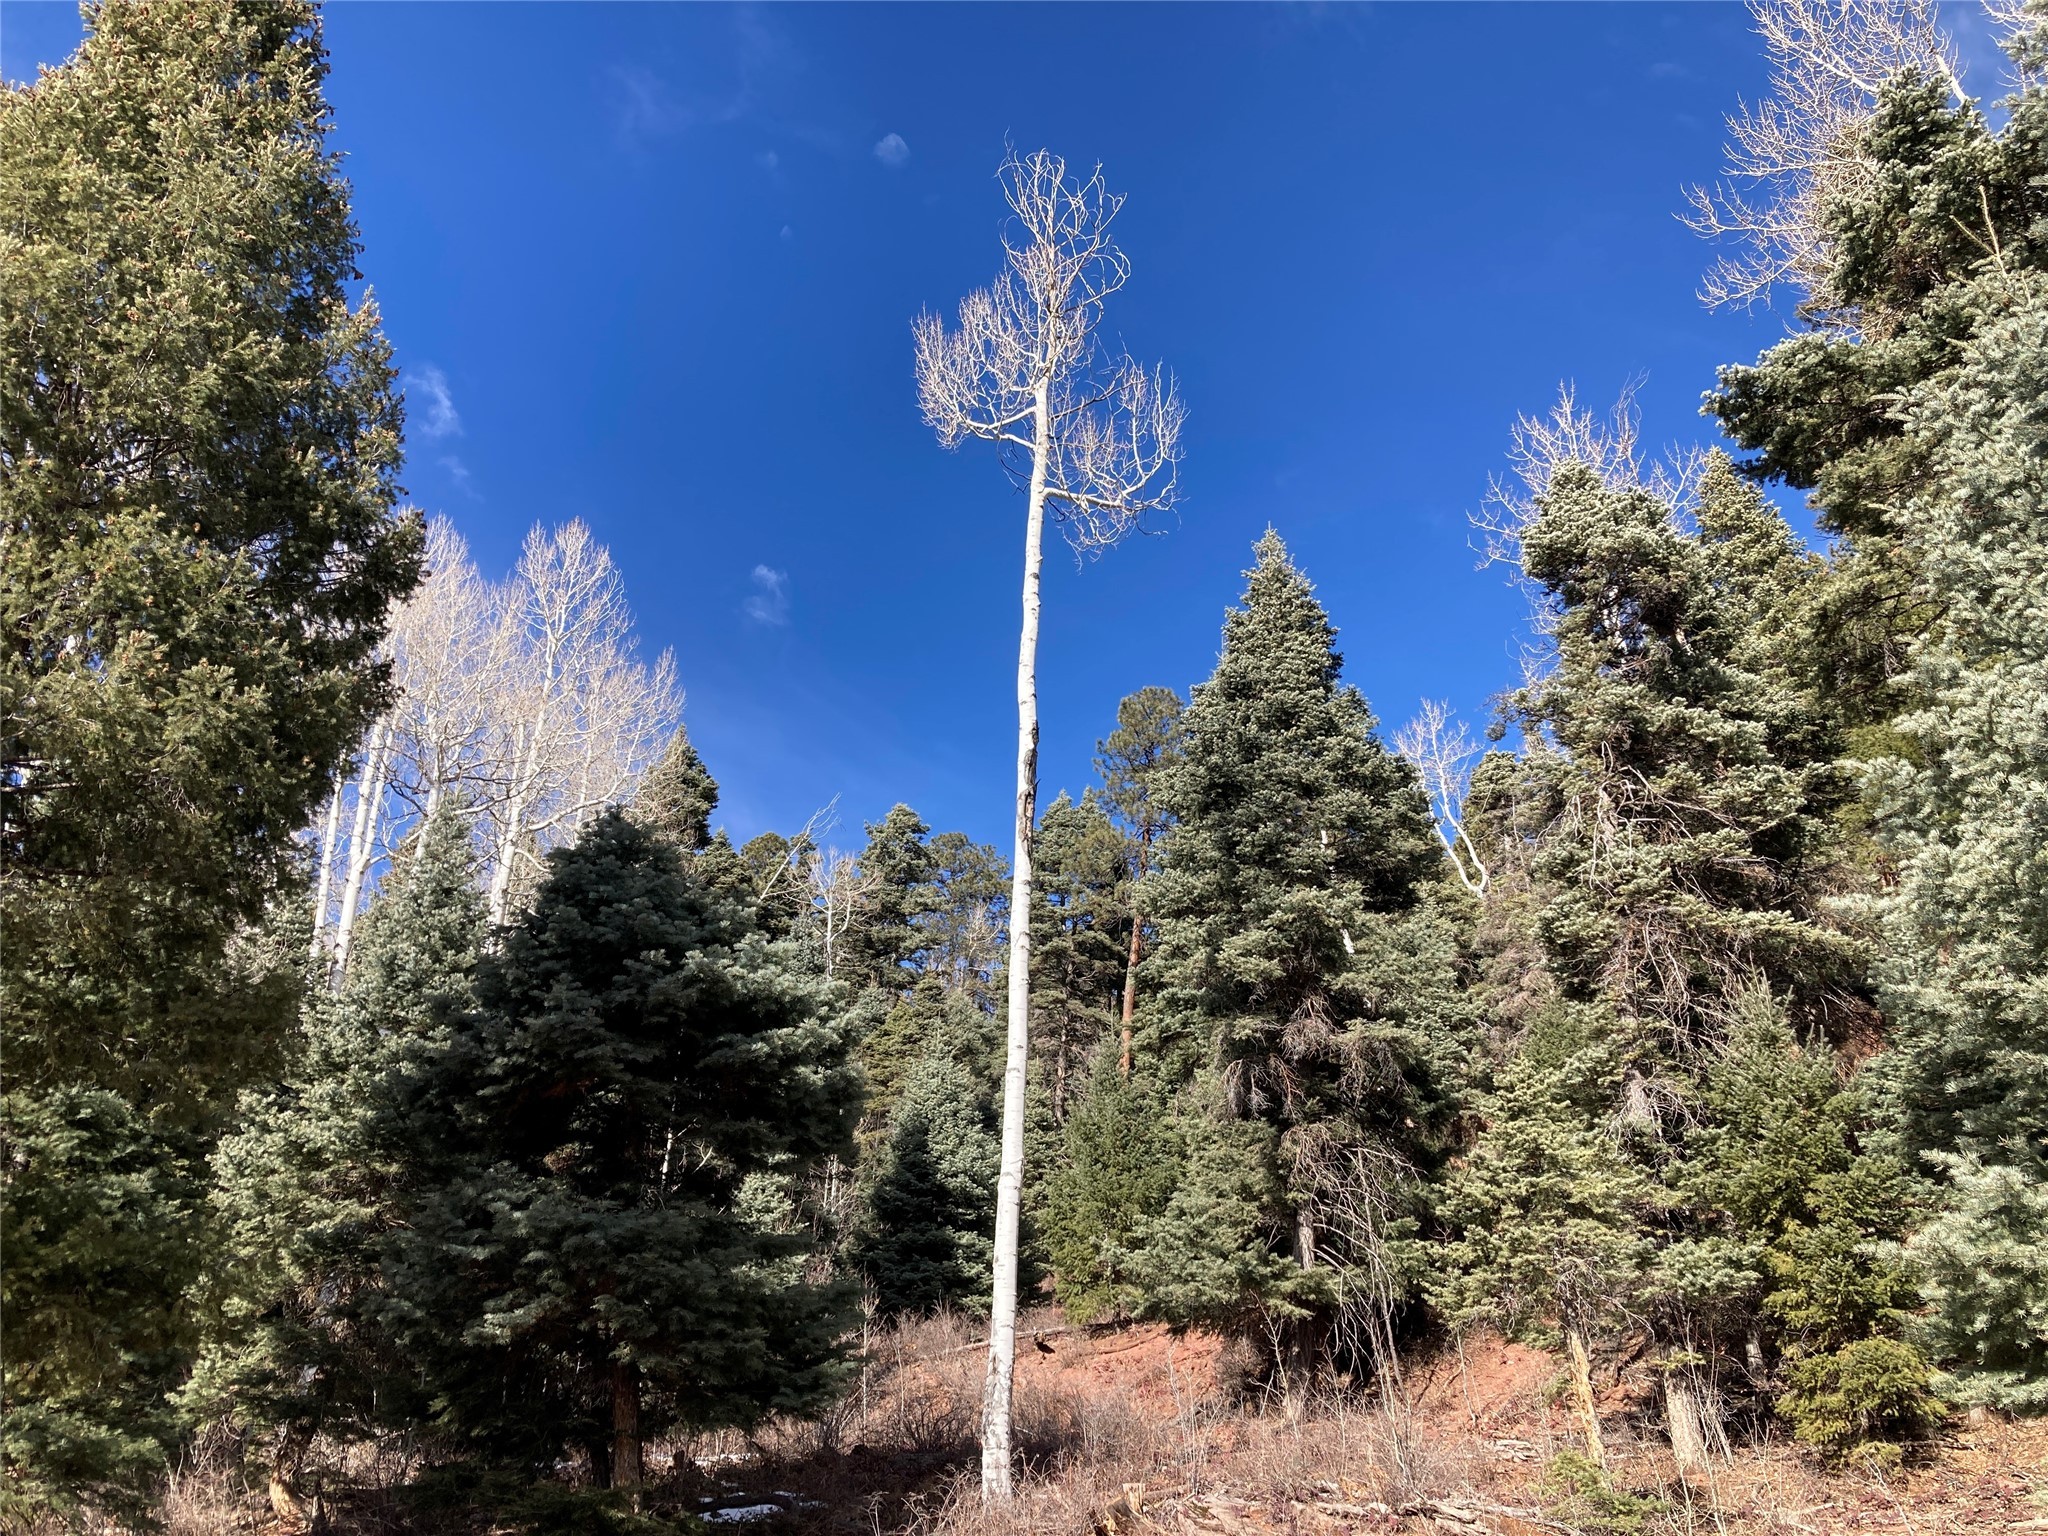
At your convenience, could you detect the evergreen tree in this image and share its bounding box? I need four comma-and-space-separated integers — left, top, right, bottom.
856, 973, 1000, 1154
1458, 443, 1929, 1453
186, 807, 485, 1508
1435, 1006, 1658, 1462
388, 811, 858, 1487
634, 724, 720, 853
0, 5, 417, 1507
1, 0, 419, 1112
1708, 47, 2048, 727
1039, 1045, 1181, 1323
1095, 687, 1185, 1073
840, 805, 939, 995
851, 1048, 1001, 1319
1029, 792, 1130, 1127
1874, 274, 2048, 1409
1134, 532, 1465, 1365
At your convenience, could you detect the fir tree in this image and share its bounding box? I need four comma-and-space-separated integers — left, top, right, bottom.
851, 1048, 1001, 1320
634, 724, 720, 853
1039, 1046, 1181, 1324
388, 811, 858, 1487
1135, 532, 1464, 1365
1465, 440, 1925, 1453
186, 807, 485, 1508
1029, 792, 1130, 1127
1, 0, 419, 1113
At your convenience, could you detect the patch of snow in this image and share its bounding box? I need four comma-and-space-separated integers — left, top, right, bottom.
704, 1504, 782, 1524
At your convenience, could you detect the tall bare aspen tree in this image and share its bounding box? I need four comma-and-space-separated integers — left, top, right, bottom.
914, 148, 1183, 1503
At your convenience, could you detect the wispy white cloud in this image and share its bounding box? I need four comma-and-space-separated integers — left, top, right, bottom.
744, 564, 790, 625
411, 364, 461, 440
872, 132, 910, 169
756, 148, 780, 171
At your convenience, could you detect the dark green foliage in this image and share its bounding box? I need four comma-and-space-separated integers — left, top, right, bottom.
0, 1088, 195, 1524
1778, 1339, 1943, 1467
1435, 1008, 1658, 1350
857, 973, 1000, 1149
389, 811, 858, 1475
1095, 686, 1185, 1053
1133, 532, 1467, 1351
0, 3, 418, 1512
1038, 1047, 1181, 1323
1030, 792, 1130, 1126
187, 807, 485, 1486
1510, 455, 1856, 1036
634, 725, 720, 853
840, 805, 939, 993
851, 1048, 1000, 1319
0, 0, 420, 1114
1708, 58, 2048, 723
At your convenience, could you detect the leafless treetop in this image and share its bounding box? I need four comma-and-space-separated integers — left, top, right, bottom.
1684, 0, 1967, 317
914, 148, 1185, 553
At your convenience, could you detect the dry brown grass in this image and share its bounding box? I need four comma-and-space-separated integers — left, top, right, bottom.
87, 1317, 2048, 1536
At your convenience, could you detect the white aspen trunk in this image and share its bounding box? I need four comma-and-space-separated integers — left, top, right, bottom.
488, 715, 545, 928
330, 715, 393, 983
981, 380, 1050, 1506
309, 788, 345, 958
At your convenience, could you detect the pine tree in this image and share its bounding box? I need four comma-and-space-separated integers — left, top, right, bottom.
1134, 532, 1465, 1366
851, 1048, 1002, 1320
185, 807, 485, 1510
388, 811, 858, 1487
1096, 687, 1185, 1073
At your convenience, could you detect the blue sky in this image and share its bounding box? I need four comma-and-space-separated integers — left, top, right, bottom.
2, 3, 2016, 854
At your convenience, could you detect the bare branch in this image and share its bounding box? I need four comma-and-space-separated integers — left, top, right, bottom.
1683, 0, 1966, 315
1395, 700, 1491, 896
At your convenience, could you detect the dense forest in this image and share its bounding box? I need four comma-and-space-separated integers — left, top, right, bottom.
3, 1, 2045, 1532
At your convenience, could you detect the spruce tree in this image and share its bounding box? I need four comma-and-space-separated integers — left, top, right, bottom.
388, 811, 858, 1486
186, 806, 485, 1507
1133, 532, 1465, 1364
1875, 275, 2048, 1409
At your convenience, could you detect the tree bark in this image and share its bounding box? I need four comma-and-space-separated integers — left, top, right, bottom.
1664, 1370, 1716, 1476
982, 380, 1050, 1506
308, 787, 344, 958
1565, 1326, 1606, 1467
1118, 905, 1141, 1077
611, 1358, 643, 1489
329, 714, 393, 982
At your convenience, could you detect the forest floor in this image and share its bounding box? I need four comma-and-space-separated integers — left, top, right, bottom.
153, 1309, 2046, 1536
